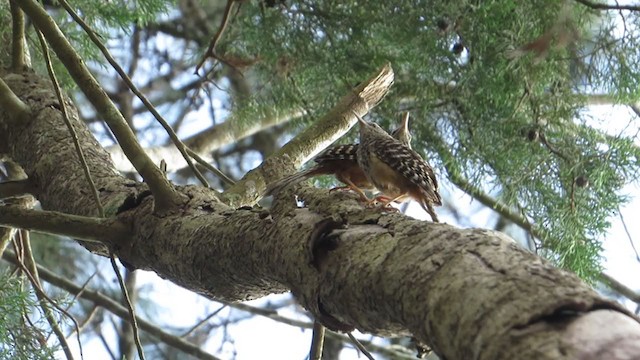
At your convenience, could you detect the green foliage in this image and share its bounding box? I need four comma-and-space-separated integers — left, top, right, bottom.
218, 0, 640, 279
0, 273, 57, 360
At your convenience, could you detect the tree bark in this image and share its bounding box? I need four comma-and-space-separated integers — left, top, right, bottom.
1, 70, 639, 360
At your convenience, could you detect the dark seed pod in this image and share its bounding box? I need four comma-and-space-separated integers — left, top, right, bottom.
575, 175, 589, 188
452, 43, 464, 54
437, 19, 449, 32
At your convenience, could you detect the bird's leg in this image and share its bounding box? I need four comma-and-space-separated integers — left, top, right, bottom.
371, 194, 393, 205
338, 179, 371, 203
329, 185, 351, 192
375, 194, 405, 212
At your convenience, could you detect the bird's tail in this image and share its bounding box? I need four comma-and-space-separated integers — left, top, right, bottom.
264, 166, 323, 197
417, 189, 442, 223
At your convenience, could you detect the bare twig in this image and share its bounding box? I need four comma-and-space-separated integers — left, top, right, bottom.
181, 305, 227, 337
109, 254, 146, 360
309, 321, 326, 360
221, 301, 416, 360
600, 272, 640, 303
187, 148, 236, 186
17, 0, 183, 211
347, 332, 375, 360
66, 305, 100, 340
194, 0, 242, 74
618, 210, 640, 262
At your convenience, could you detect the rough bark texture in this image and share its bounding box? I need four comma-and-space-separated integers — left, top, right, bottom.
1, 71, 640, 360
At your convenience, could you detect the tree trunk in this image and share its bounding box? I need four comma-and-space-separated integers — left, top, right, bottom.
1, 70, 639, 360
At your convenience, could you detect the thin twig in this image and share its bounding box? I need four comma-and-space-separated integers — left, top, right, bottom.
66, 305, 100, 340
181, 305, 227, 337
186, 148, 236, 186
618, 210, 640, 262
538, 133, 570, 162
9, 0, 27, 71
600, 272, 640, 303
194, 0, 242, 74
347, 333, 375, 360
35, 29, 105, 218
109, 254, 146, 360
309, 321, 326, 360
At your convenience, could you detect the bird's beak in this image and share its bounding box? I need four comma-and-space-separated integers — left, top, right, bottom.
400, 111, 410, 132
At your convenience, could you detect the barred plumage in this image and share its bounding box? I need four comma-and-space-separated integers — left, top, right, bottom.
265, 113, 412, 198
354, 112, 441, 222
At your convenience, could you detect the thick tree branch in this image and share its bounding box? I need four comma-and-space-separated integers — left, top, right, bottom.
0, 179, 33, 198
0, 206, 130, 245
17, 0, 183, 211
221, 63, 395, 207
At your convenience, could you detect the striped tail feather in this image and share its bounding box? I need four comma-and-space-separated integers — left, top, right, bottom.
264, 166, 325, 196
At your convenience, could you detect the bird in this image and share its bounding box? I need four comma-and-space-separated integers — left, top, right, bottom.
265, 112, 413, 201
354, 111, 441, 222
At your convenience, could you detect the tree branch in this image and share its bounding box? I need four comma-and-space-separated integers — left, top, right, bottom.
17, 0, 183, 211
600, 272, 640, 303
573, 0, 640, 11
0, 77, 30, 123
220, 63, 395, 207
0, 179, 33, 198
9, 0, 28, 71
0, 206, 130, 245
107, 106, 305, 174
